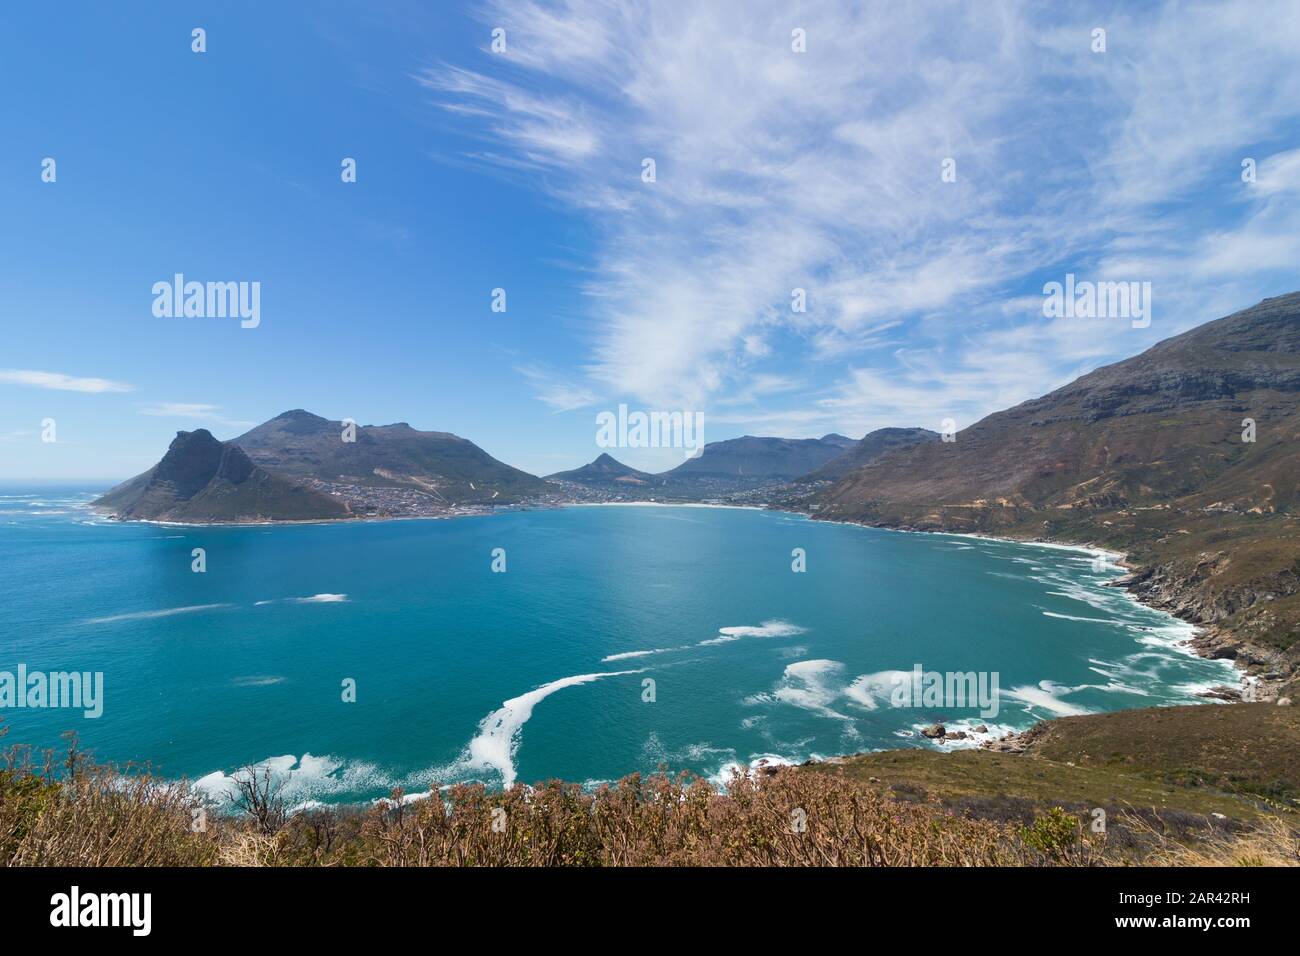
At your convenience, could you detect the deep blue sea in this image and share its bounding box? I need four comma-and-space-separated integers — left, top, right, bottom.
0, 486, 1237, 805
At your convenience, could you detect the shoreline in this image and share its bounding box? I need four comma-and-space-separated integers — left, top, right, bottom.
82, 496, 771, 528
802, 511, 1285, 701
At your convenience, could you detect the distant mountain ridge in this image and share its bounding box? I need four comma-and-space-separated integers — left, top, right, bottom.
802, 427, 938, 481
233, 409, 547, 504
546, 453, 656, 486
548, 434, 866, 495
665, 433, 857, 482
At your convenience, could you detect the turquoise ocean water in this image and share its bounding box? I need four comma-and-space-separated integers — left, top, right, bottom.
0, 486, 1237, 805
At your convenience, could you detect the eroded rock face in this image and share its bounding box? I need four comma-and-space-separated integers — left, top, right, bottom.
215, 441, 255, 484
152, 429, 229, 497
94, 428, 350, 523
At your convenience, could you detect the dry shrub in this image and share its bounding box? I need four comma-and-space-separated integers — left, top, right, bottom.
350, 770, 1063, 867
216, 831, 283, 867
0, 734, 217, 867
1119, 811, 1300, 867
5, 731, 1285, 867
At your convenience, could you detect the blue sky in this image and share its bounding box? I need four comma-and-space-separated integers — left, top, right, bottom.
2, 1, 1299, 480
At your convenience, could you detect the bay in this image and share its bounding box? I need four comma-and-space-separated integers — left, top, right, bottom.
0, 487, 1237, 805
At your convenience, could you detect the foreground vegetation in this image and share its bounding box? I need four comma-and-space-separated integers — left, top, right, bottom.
3, 704, 1297, 867
0, 737, 1072, 867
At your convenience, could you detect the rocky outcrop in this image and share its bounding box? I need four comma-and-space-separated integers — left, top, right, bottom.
94, 429, 351, 523
1115, 553, 1299, 695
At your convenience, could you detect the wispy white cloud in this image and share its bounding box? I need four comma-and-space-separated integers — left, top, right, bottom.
0, 369, 135, 393
514, 363, 601, 412
139, 403, 255, 428
416, 64, 602, 168
426, 0, 1300, 432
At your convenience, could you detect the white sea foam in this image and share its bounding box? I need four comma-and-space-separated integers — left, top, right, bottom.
1172, 679, 1234, 700
82, 603, 232, 624
1076, 676, 1151, 696
231, 675, 286, 687
844, 670, 914, 710
912, 718, 1020, 750
192, 753, 387, 808
1003, 681, 1092, 716
768, 660, 858, 730
698, 619, 807, 646
1041, 609, 1127, 626
374, 790, 437, 807
1044, 584, 1113, 611
458, 670, 642, 787
601, 645, 686, 662
255, 593, 349, 606
708, 753, 801, 787
640, 732, 736, 770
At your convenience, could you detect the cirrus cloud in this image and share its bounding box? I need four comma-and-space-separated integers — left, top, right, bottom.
0, 369, 135, 393
425, 0, 1300, 434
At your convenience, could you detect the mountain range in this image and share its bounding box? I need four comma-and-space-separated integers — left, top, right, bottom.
546, 433, 866, 493
93, 293, 1300, 683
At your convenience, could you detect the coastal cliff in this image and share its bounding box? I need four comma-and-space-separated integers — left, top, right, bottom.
812, 293, 1300, 693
